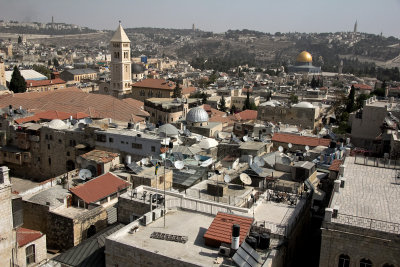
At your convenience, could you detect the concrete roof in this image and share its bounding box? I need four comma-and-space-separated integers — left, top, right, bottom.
27, 186, 69, 208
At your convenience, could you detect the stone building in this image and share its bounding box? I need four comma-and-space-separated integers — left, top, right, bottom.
0, 58, 6, 88
0, 166, 14, 266
25, 78, 66, 92
271, 132, 331, 152
60, 68, 97, 83
319, 156, 400, 266
15, 228, 47, 267
185, 106, 223, 137
258, 101, 321, 130
129, 78, 175, 102
287, 51, 321, 74
78, 149, 120, 177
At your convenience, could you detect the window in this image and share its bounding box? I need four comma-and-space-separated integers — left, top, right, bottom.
45, 134, 48, 140
49, 135, 53, 140
48, 144, 50, 150
26, 244, 35, 265
96, 134, 106, 142
151, 146, 155, 152
100, 197, 108, 204
110, 192, 117, 199
132, 143, 142, 149
48, 158, 51, 165
360, 259, 372, 267
338, 254, 350, 267
109, 137, 114, 143
58, 139, 62, 144
67, 151, 70, 156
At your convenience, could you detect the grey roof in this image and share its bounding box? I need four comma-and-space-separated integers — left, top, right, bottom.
64, 69, 97, 75
186, 107, 209, 123
52, 223, 125, 267
171, 145, 202, 156
158, 123, 179, 136
27, 186, 69, 208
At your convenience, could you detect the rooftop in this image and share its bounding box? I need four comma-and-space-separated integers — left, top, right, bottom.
26, 78, 66, 87
272, 133, 331, 147
16, 228, 44, 247
132, 78, 175, 90
330, 156, 400, 233
80, 149, 119, 164
27, 186, 69, 208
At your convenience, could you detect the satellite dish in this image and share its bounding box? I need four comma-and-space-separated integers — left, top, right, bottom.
254, 156, 265, 167
288, 143, 293, 148
200, 158, 213, 167
224, 174, 231, 183
79, 169, 92, 181
243, 136, 249, 142
194, 155, 201, 161
303, 152, 307, 157
305, 145, 310, 151
165, 159, 173, 168
240, 173, 252, 185
141, 158, 149, 165
174, 160, 184, 169
278, 146, 283, 152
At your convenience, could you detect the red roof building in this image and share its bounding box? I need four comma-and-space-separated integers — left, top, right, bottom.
203, 212, 253, 247
16, 228, 44, 247
272, 133, 331, 147
26, 78, 66, 92
353, 84, 373, 91
234, 110, 258, 121
69, 172, 129, 204
14, 110, 89, 124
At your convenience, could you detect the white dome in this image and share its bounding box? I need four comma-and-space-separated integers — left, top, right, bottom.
186, 107, 209, 123
294, 101, 314, 108
48, 119, 68, 129
199, 138, 218, 149
158, 123, 179, 136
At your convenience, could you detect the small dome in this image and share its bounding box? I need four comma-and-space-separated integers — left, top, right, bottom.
294, 101, 314, 108
296, 51, 312, 63
186, 107, 209, 123
48, 119, 68, 129
158, 123, 179, 136
199, 138, 218, 149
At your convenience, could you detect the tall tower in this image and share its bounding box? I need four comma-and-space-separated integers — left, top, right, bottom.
0, 167, 14, 266
110, 22, 132, 98
353, 20, 358, 33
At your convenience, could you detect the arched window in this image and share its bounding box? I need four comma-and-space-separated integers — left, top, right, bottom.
26, 244, 35, 265
338, 254, 350, 267
360, 258, 372, 267
87, 225, 96, 238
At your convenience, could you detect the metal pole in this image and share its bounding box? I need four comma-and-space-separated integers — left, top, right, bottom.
164, 118, 167, 228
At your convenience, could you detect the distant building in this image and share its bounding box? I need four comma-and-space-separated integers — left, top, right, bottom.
130, 78, 175, 102
185, 106, 222, 137
26, 77, 66, 92
0, 58, 6, 87
288, 51, 321, 74
60, 68, 97, 82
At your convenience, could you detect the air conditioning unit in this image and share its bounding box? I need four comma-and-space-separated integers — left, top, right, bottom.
218, 245, 231, 257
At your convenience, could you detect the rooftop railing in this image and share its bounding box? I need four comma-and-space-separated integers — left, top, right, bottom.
333, 213, 400, 235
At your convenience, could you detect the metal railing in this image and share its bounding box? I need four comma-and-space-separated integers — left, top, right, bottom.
354, 155, 400, 169
333, 213, 400, 235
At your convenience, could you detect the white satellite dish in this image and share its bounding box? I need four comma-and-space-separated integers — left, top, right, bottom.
305, 145, 310, 151
240, 173, 252, 185
79, 169, 92, 181
288, 143, 293, 148
141, 158, 149, 165
278, 146, 283, 152
200, 158, 213, 167
243, 136, 249, 142
254, 156, 265, 167
174, 160, 185, 169
224, 174, 231, 183
303, 152, 307, 157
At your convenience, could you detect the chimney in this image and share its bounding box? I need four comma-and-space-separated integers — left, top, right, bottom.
0, 166, 10, 185
324, 208, 333, 222
231, 224, 240, 250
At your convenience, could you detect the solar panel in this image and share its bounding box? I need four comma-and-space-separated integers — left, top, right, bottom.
232, 241, 261, 267
250, 163, 264, 176
232, 253, 252, 267
241, 242, 261, 263
127, 162, 143, 174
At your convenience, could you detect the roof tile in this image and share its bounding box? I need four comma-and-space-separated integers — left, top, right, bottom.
272, 133, 331, 147
16, 227, 43, 247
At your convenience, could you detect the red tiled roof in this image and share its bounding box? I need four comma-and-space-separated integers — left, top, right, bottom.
17, 228, 43, 247
132, 78, 175, 91
234, 110, 258, 121
203, 212, 253, 247
0, 88, 149, 123
69, 172, 129, 204
26, 78, 66, 88
353, 84, 372, 90
329, 159, 343, 172
203, 104, 226, 117
14, 110, 89, 124
272, 133, 331, 147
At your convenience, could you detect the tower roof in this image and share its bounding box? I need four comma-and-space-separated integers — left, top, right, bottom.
111, 22, 130, 43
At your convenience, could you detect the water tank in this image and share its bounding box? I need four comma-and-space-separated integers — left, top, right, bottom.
245, 236, 257, 250
249, 232, 260, 247
259, 233, 270, 250
231, 224, 240, 250
126, 155, 132, 165
128, 122, 133, 129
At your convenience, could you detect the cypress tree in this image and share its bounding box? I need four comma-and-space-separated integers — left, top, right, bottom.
346, 85, 356, 113
9, 66, 27, 93
219, 95, 227, 112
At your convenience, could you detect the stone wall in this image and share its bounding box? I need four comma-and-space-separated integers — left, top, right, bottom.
117, 197, 155, 224
16, 233, 47, 267
319, 222, 400, 267
0, 184, 13, 266
22, 201, 50, 234
72, 207, 108, 247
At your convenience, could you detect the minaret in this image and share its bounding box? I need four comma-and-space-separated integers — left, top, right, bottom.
353, 20, 357, 33
110, 21, 132, 98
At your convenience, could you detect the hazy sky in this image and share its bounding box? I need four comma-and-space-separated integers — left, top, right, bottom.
1, 0, 399, 37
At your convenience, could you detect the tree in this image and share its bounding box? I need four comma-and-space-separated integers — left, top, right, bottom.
250, 102, 258, 110
201, 92, 208, 104
230, 104, 237, 114
172, 81, 182, 98
53, 58, 59, 68
219, 95, 227, 112
32, 65, 51, 79
289, 94, 298, 104
243, 90, 251, 110
356, 94, 369, 110
48, 59, 52, 66
346, 85, 355, 113
18, 35, 22, 44
310, 76, 317, 89
9, 66, 27, 93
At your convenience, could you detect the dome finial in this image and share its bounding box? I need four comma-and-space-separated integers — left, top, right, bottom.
119, 20, 121, 25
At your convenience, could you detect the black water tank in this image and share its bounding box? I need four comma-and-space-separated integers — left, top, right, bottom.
128, 122, 133, 129
249, 232, 260, 247
259, 233, 270, 250
245, 236, 257, 250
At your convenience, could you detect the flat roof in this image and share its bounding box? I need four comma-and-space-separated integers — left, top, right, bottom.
330, 156, 400, 232
106, 209, 236, 266
27, 186, 69, 208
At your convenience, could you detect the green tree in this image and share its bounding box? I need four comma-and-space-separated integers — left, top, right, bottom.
32, 65, 51, 79
289, 94, 298, 104
356, 94, 369, 110
230, 104, 237, 114
219, 95, 227, 112
201, 92, 208, 104
250, 102, 258, 110
18, 35, 22, 44
172, 81, 182, 98
243, 90, 251, 110
310, 76, 317, 88
53, 58, 59, 68
9, 66, 27, 93
209, 71, 218, 84
346, 85, 355, 113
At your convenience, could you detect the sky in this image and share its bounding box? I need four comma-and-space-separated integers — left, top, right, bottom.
1, 0, 400, 37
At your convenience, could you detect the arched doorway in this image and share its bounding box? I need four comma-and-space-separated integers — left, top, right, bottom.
87, 225, 96, 238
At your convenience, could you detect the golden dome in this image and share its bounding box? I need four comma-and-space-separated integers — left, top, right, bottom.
296, 51, 312, 63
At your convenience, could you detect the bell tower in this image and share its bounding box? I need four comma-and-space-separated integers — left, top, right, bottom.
110, 21, 132, 98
